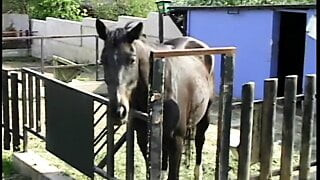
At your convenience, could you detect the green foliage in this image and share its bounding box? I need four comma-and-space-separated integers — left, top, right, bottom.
2, 0, 28, 13
28, 0, 87, 21
2, 151, 15, 177
91, 0, 157, 21
172, 0, 316, 6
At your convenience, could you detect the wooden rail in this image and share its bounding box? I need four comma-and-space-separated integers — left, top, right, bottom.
151, 47, 236, 58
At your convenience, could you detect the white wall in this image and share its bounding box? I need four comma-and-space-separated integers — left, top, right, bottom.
27, 12, 183, 64
2, 14, 29, 31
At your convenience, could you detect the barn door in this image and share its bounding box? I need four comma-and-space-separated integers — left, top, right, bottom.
277, 11, 307, 96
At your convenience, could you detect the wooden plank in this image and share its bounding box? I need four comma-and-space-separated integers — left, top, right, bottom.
28, 74, 34, 128
280, 75, 297, 180
237, 82, 255, 180
299, 74, 316, 179
2, 70, 11, 150
35, 77, 41, 132
148, 57, 165, 180
152, 47, 236, 58
11, 73, 20, 151
260, 78, 278, 180
215, 54, 235, 180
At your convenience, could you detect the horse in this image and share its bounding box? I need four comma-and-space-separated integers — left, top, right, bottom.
96, 19, 215, 180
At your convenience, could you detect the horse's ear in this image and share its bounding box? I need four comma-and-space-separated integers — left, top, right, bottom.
96, 19, 107, 40
126, 22, 143, 43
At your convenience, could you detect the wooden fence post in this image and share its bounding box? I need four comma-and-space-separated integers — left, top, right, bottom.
237, 82, 255, 180
260, 78, 278, 180
215, 54, 235, 180
280, 75, 297, 180
299, 74, 316, 179
148, 56, 165, 180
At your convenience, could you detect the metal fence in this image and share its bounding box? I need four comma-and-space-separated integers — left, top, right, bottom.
2, 46, 317, 179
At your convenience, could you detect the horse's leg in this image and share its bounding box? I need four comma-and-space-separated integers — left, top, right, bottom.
194, 102, 210, 180
161, 141, 169, 180
133, 119, 149, 169
167, 135, 184, 180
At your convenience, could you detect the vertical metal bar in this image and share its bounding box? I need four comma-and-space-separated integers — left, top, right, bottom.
260, 78, 278, 180
28, 75, 34, 128
158, 12, 164, 43
237, 82, 255, 180
299, 74, 316, 179
126, 115, 135, 180
280, 75, 297, 180
96, 36, 99, 81
148, 56, 165, 179
2, 70, 11, 150
35, 77, 41, 132
40, 38, 44, 73
22, 72, 27, 125
11, 73, 20, 151
107, 108, 114, 177
215, 54, 235, 180
22, 71, 28, 152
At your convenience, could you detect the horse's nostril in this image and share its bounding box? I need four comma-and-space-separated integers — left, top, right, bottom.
116, 105, 127, 119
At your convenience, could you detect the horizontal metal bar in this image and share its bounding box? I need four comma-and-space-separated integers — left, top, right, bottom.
97, 132, 127, 168
232, 94, 304, 107
151, 47, 236, 58
21, 68, 109, 104
1, 124, 23, 139
94, 166, 118, 180
3, 64, 96, 72
94, 103, 104, 114
94, 112, 107, 127
130, 110, 149, 122
94, 127, 107, 146
24, 126, 46, 141
2, 34, 97, 41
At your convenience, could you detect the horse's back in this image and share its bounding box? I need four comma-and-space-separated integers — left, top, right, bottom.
164, 37, 214, 75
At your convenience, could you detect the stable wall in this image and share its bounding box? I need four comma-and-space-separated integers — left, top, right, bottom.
187, 8, 316, 99
188, 9, 274, 99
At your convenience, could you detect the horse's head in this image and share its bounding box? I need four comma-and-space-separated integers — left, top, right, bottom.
96, 19, 144, 124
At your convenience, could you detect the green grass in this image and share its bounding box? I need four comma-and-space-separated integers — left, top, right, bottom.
2, 151, 15, 178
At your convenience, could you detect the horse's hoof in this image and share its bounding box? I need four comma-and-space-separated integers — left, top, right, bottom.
194, 164, 203, 180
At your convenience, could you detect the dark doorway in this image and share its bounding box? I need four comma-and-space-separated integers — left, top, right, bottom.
277, 11, 306, 96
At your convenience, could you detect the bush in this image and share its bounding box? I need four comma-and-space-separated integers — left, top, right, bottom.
28, 0, 87, 21
91, 0, 157, 21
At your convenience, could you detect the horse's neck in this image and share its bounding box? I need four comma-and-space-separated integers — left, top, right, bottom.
130, 40, 153, 111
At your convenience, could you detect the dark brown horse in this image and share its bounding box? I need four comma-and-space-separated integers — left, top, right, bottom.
96, 19, 215, 180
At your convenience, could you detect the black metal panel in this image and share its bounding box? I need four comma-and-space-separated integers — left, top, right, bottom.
45, 80, 94, 178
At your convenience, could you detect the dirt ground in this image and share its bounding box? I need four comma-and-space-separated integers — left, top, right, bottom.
2, 57, 317, 179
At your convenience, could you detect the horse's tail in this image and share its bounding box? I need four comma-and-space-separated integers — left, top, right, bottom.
183, 124, 195, 168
